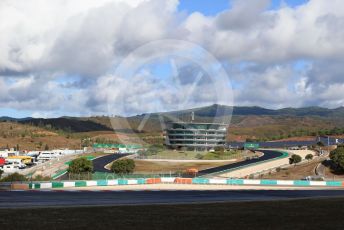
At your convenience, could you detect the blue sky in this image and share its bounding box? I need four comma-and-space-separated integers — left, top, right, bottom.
178, 0, 309, 15
0, 0, 343, 118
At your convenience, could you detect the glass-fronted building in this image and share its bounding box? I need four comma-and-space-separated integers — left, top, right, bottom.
165, 122, 227, 151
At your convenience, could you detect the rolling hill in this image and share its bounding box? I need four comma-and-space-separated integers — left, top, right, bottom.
2, 104, 344, 142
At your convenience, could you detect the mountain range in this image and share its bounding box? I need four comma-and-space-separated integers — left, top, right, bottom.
1, 104, 344, 141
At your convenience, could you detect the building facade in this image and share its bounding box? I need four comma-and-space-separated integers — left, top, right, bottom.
165, 122, 227, 151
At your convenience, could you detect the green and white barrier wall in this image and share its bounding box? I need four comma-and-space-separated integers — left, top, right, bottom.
25, 177, 344, 189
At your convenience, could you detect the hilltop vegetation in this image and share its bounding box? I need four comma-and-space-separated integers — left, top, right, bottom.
0, 121, 82, 150
2, 104, 344, 144
20, 117, 112, 132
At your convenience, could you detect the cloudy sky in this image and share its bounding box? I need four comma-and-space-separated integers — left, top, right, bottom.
1, 0, 344, 118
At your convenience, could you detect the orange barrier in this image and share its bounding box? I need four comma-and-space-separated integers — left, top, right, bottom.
174, 178, 192, 184
145, 178, 162, 184
11, 183, 29, 190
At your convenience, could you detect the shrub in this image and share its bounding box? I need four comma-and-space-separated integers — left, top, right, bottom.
195, 153, 203, 160
68, 157, 93, 174
0, 172, 27, 182
305, 154, 313, 161
146, 144, 163, 155
214, 146, 225, 153
111, 159, 135, 174
289, 154, 302, 165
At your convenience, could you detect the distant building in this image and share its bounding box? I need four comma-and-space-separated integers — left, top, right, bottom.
165, 122, 227, 151
92, 143, 142, 154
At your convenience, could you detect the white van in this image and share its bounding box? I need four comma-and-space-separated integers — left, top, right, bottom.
5, 161, 26, 169
37, 152, 58, 162
1, 164, 20, 173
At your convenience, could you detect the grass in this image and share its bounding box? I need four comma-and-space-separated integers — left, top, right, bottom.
139, 150, 249, 160
1, 198, 344, 230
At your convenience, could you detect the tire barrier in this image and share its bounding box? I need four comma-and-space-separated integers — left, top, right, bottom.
174, 178, 192, 184
21, 178, 344, 190
146, 178, 161, 184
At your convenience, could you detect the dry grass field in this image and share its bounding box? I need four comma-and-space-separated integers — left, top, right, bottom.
133, 159, 234, 173
0, 122, 81, 150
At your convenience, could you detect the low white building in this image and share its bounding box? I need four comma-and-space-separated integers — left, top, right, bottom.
0, 150, 22, 158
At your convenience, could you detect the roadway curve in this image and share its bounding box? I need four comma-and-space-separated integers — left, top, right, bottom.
92, 154, 129, 172
198, 150, 285, 176
92, 150, 285, 175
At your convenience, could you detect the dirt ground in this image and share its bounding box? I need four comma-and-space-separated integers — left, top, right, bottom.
261, 155, 344, 181
262, 159, 321, 180
133, 160, 234, 173
323, 164, 344, 180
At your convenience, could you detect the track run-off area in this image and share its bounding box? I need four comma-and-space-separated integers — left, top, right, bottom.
91, 149, 287, 177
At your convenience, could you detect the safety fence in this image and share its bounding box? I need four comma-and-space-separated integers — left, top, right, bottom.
20, 177, 344, 190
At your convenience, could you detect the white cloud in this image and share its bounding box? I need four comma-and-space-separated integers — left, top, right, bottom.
1, 0, 344, 116
184, 0, 344, 62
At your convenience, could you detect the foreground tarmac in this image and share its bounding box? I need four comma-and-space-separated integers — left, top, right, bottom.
1, 187, 344, 208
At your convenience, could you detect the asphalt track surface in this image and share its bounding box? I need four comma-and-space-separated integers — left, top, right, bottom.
1, 190, 344, 208
198, 149, 284, 176
92, 153, 129, 172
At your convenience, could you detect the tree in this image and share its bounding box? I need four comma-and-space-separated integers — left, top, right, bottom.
305, 154, 313, 161
0, 172, 27, 182
67, 157, 93, 174
44, 144, 49, 150
330, 146, 344, 171
289, 154, 302, 165
111, 159, 135, 174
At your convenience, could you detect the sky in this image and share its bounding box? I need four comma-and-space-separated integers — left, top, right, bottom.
0, 0, 344, 118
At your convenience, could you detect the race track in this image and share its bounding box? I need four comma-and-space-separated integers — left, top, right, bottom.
198, 149, 284, 176
1, 189, 344, 208
92, 154, 129, 172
